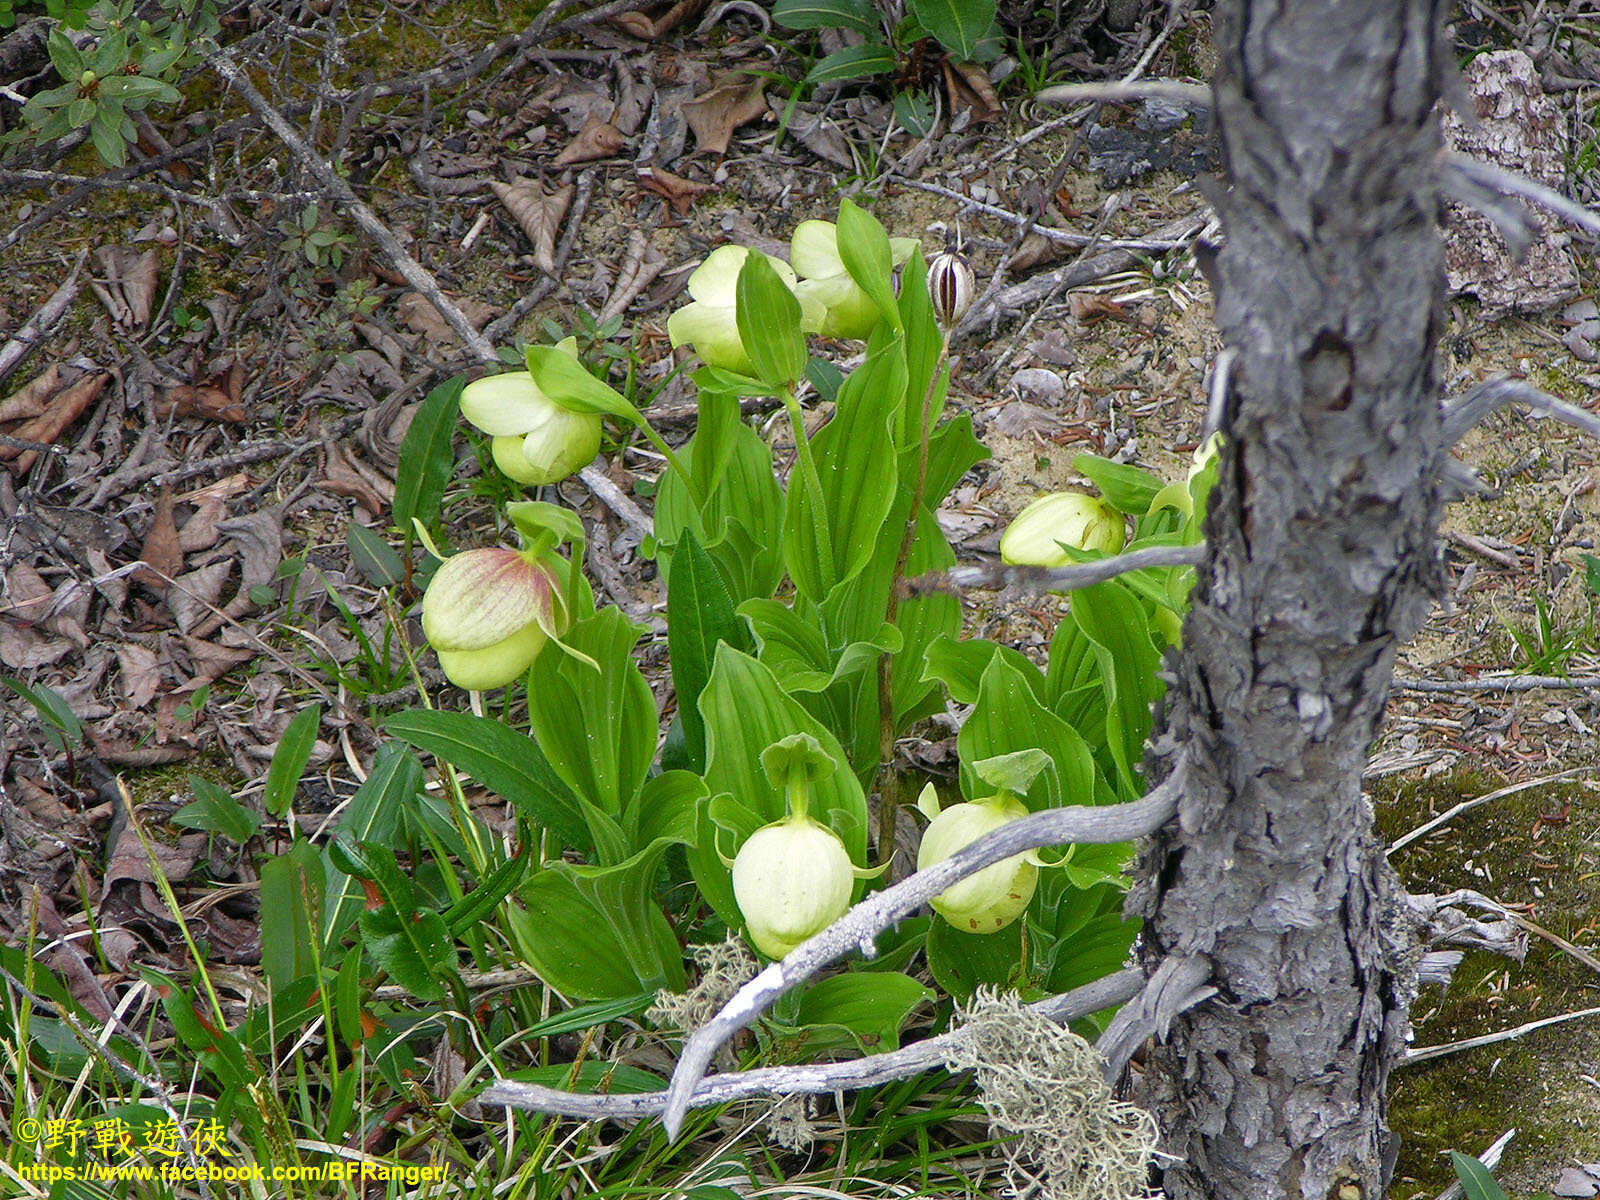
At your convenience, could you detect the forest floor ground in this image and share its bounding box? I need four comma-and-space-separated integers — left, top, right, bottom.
3, 2, 1600, 1196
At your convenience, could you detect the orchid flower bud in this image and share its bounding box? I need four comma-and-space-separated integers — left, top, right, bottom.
666, 246, 821, 375
916, 791, 1038, 934
926, 249, 976, 328
421, 547, 565, 690
791, 220, 918, 340
460, 338, 602, 486
731, 815, 854, 959
999, 492, 1126, 567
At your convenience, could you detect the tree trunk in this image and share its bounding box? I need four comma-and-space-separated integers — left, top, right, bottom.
1132, 2, 1451, 1197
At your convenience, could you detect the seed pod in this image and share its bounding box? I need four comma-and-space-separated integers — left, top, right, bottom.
926, 249, 976, 328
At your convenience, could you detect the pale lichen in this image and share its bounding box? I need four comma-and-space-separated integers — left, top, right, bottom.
945, 988, 1159, 1200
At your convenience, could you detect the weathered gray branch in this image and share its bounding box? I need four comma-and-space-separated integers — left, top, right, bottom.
657, 769, 1186, 1138
1442, 154, 1600, 239
1095, 953, 1216, 1080
0, 248, 86, 388
1035, 80, 1213, 109
1440, 376, 1600, 447
913, 544, 1205, 598
478, 968, 1145, 1118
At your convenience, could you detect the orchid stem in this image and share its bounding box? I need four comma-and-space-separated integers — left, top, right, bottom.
636, 416, 703, 509
781, 386, 835, 572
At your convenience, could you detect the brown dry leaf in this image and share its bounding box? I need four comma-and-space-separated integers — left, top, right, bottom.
490, 177, 575, 272
395, 292, 498, 349
103, 821, 205, 892
182, 635, 255, 681
322, 443, 393, 516
681, 77, 768, 154
166, 560, 232, 634
553, 119, 627, 167
179, 495, 226, 553
1068, 292, 1126, 323
0, 371, 109, 474
218, 508, 285, 595
134, 488, 183, 592
116, 642, 162, 709
638, 165, 711, 216
0, 364, 61, 424
155, 384, 247, 423
610, 0, 708, 39
1011, 233, 1067, 273
91, 246, 160, 330
942, 59, 1003, 124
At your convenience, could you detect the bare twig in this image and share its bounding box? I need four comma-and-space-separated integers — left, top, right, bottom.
1443, 153, 1600, 239
209, 51, 651, 538
893, 179, 1196, 252
658, 768, 1186, 1138
1388, 768, 1598, 854
0, 249, 87, 388
1035, 80, 1213, 108
907, 544, 1205, 598
1442, 375, 1600, 446
1394, 675, 1600, 694
207, 45, 497, 365
1403, 1006, 1600, 1065
479, 968, 1145, 1118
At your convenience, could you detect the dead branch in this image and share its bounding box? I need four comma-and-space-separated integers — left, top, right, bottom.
1403, 1005, 1600, 1066
1034, 80, 1212, 108
657, 767, 1186, 1138
1442, 153, 1600, 239
1395, 674, 1600, 694
207, 48, 653, 540
1095, 953, 1215, 1080
0, 249, 87, 388
908, 544, 1206, 598
894, 179, 1197, 252
1433, 1130, 1515, 1200
1388, 767, 1599, 854
1441, 375, 1600, 446
479, 968, 1145, 1118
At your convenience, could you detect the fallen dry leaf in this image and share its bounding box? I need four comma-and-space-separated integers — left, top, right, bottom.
322, 443, 393, 516
682, 76, 768, 155
1012, 233, 1067, 273
943, 59, 1003, 124
395, 292, 497, 349
610, 0, 708, 39
0, 364, 60, 424
155, 384, 246, 423
116, 642, 162, 709
133, 488, 183, 591
0, 371, 109, 474
1068, 292, 1126, 323
90, 246, 160, 331
103, 820, 206, 893
166, 559, 232, 634
553, 118, 627, 167
490, 177, 575, 273
179, 495, 227, 553
638, 165, 711, 216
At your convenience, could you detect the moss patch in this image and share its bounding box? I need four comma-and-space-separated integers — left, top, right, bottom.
1376, 767, 1600, 1198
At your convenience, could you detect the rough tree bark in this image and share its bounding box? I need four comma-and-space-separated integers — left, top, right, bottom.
1131, 2, 1451, 1197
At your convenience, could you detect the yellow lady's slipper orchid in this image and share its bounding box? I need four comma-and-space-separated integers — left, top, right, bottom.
790, 220, 918, 339
421, 547, 565, 690
666, 246, 822, 375
916, 792, 1039, 934
731, 815, 854, 959
999, 491, 1126, 567
460, 338, 602, 486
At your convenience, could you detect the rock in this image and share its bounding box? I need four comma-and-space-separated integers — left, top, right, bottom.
1441, 50, 1579, 316
1010, 368, 1067, 406
1553, 1168, 1599, 1198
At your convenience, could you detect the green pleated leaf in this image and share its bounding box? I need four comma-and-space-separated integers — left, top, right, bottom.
773, 0, 879, 34
667, 528, 753, 773
392, 373, 463, 536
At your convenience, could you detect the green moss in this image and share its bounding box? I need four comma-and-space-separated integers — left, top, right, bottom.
1376, 766, 1600, 1198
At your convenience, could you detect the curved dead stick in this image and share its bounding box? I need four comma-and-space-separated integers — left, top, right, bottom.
478, 968, 1144, 1119
657, 770, 1185, 1138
